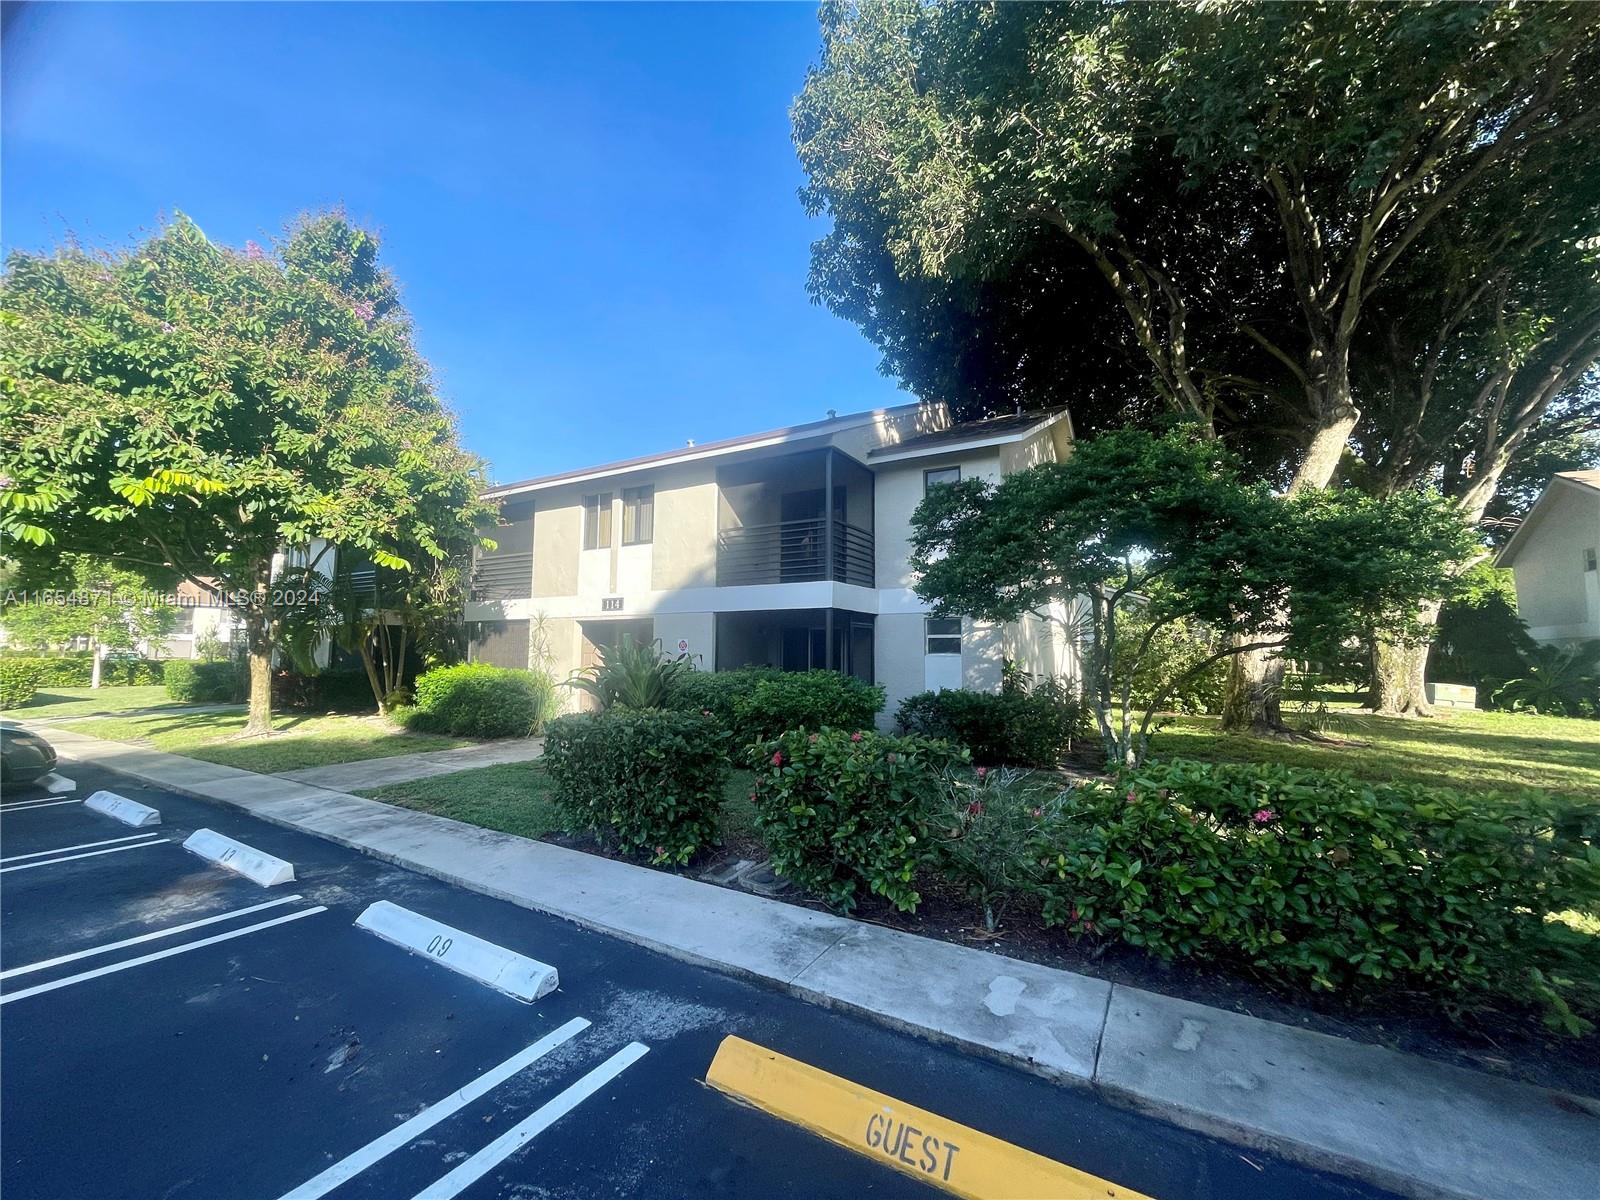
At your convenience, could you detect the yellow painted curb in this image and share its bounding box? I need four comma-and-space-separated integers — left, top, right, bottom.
705, 1035, 1153, 1200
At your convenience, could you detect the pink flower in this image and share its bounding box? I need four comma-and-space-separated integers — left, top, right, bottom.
1252, 809, 1277, 825
1031, 807, 1043, 818
244, 240, 265, 260
702, 709, 712, 717
850, 732, 863, 742
771, 751, 783, 766
654, 845, 664, 857
352, 298, 376, 325
975, 766, 987, 779
809, 733, 819, 744
966, 801, 983, 816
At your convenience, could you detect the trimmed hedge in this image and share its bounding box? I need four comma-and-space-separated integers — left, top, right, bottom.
896, 684, 1082, 767
0, 659, 45, 710
543, 708, 729, 865
164, 659, 245, 703
1033, 760, 1600, 1030
0, 654, 164, 688
749, 727, 968, 912
670, 668, 885, 745
400, 663, 554, 739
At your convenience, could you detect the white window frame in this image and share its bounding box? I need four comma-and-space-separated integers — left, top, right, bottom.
925, 616, 962, 655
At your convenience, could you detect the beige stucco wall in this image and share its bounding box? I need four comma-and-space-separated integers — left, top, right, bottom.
532, 500, 581, 597
652, 465, 718, 592
653, 610, 716, 671
873, 450, 1003, 591
874, 612, 925, 730
1511, 485, 1600, 641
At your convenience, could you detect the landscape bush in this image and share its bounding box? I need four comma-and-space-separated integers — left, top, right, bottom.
543, 708, 728, 865
671, 667, 885, 746
0, 653, 164, 688
272, 669, 379, 713
749, 727, 968, 912
896, 681, 1081, 767
1032, 759, 1600, 1031
163, 659, 245, 703
0, 659, 45, 709
932, 767, 1051, 931
402, 663, 555, 738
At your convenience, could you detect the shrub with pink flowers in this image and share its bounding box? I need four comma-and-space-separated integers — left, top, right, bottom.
1032, 759, 1599, 1032
748, 727, 967, 912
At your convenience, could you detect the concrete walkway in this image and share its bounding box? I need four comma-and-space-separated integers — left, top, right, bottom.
272, 736, 545, 791
42, 725, 1600, 1200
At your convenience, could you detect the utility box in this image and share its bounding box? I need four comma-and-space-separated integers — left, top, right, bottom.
1426, 682, 1478, 710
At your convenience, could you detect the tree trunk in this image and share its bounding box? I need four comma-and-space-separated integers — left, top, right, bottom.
90, 641, 103, 690
1370, 636, 1432, 716
1220, 648, 1285, 733
1220, 398, 1360, 732
242, 561, 275, 736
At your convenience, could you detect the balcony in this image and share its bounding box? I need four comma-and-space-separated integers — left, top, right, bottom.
717, 518, 874, 588
716, 449, 875, 591
472, 551, 533, 601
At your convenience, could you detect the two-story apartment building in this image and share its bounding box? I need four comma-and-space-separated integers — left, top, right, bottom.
465, 402, 1080, 725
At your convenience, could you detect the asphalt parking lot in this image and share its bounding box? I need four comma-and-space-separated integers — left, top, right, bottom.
1, 758, 1397, 1200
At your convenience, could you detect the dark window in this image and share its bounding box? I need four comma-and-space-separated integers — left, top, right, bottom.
622, 485, 654, 545
926, 616, 962, 655
924, 466, 961, 493
1586, 547, 1597, 573
583, 493, 612, 550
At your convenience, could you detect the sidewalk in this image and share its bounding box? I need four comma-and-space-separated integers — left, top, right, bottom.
43, 726, 1599, 1200
272, 736, 545, 791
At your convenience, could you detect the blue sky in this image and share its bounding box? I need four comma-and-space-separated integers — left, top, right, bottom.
1, 1, 905, 484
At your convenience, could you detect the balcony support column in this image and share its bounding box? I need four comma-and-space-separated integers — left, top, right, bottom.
824, 450, 835, 586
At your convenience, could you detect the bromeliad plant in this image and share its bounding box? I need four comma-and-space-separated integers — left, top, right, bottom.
568, 639, 689, 711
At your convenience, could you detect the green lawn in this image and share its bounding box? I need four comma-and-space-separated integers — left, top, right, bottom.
1149, 706, 1600, 801
358, 762, 761, 846
63, 710, 472, 774
3, 685, 190, 721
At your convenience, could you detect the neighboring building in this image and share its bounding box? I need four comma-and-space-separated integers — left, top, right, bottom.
155, 578, 237, 660
466, 402, 1081, 724
1496, 470, 1600, 646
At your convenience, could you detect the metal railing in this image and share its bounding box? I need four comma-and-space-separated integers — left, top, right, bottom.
471, 551, 533, 601
717, 518, 874, 588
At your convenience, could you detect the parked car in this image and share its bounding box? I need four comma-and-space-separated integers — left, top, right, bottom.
0, 722, 58, 785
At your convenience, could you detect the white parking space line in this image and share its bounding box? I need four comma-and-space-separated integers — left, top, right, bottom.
0, 905, 327, 1005
0, 798, 83, 813
0, 895, 306, 981
1, 833, 163, 865
276, 1017, 591, 1200
407, 1042, 650, 1200
0, 838, 169, 874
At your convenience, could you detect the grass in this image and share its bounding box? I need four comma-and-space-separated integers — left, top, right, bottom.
1147, 705, 1600, 801
3, 685, 191, 720
62, 709, 472, 775
357, 762, 761, 846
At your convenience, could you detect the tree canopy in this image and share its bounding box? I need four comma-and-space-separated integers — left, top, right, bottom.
909, 428, 1473, 766
0, 212, 492, 731
796, 1, 1600, 490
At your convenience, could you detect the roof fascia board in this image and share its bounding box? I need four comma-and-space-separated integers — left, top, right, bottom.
483, 405, 919, 500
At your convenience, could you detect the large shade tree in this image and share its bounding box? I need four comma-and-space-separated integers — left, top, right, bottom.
796, 0, 1600, 727
0, 213, 492, 733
